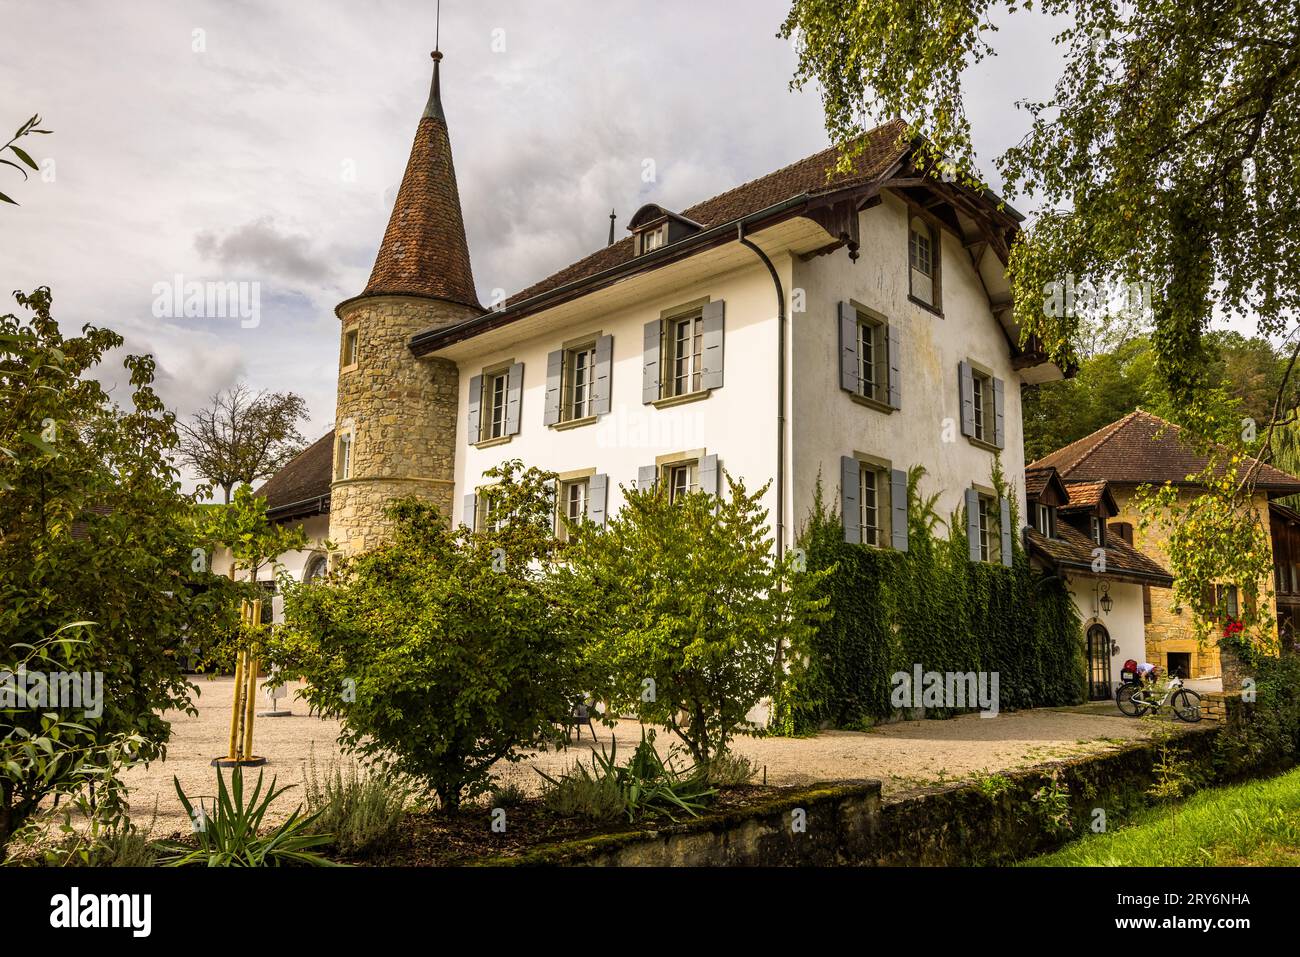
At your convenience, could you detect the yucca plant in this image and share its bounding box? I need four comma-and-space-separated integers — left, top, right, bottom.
539, 728, 715, 823
155, 765, 339, 867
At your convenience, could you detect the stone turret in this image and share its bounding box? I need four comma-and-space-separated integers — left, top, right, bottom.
329, 51, 479, 555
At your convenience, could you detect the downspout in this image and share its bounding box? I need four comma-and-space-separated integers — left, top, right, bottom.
736, 223, 787, 562
737, 224, 790, 685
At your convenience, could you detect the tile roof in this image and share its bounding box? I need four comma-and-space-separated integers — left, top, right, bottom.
254, 430, 333, 518
1025, 523, 1173, 587
502, 118, 912, 307
1028, 409, 1300, 494
360, 58, 480, 309
1060, 480, 1113, 513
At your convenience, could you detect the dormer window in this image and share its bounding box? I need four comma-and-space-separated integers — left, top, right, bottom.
640, 225, 667, 254
1035, 503, 1056, 538
628, 204, 703, 257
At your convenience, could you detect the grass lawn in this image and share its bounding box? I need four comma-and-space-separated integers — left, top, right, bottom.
1026, 766, 1300, 866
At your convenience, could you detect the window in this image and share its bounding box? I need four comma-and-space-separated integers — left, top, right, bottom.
640, 225, 666, 254
480, 370, 509, 441
856, 462, 891, 547
556, 478, 589, 539
1090, 515, 1104, 546
855, 313, 888, 404
563, 342, 597, 421
1215, 584, 1240, 619
335, 431, 352, 480
665, 311, 704, 398
977, 495, 993, 563
476, 493, 507, 533
1035, 503, 1055, 538
664, 461, 698, 503
342, 328, 358, 367
909, 216, 937, 307
303, 554, 328, 583
971, 369, 993, 443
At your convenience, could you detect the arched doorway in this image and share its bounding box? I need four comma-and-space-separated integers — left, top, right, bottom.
1086, 623, 1113, 700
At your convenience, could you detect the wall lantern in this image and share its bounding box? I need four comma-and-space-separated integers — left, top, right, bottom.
1099, 581, 1114, 615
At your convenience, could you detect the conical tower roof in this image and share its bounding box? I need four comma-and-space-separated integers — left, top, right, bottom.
361, 51, 480, 310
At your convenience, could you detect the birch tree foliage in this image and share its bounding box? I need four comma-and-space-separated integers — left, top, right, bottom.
782, 0, 1300, 412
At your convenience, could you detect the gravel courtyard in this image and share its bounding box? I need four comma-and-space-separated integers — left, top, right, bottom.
108, 675, 1171, 837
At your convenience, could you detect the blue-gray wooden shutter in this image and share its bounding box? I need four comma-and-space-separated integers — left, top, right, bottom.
638, 465, 657, 491
592, 334, 613, 416
965, 487, 981, 561
999, 496, 1013, 567
543, 349, 564, 426
587, 473, 608, 526
467, 374, 482, 444
992, 376, 1006, 449
890, 467, 908, 552
699, 454, 720, 496
642, 320, 662, 403
463, 493, 477, 530
838, 302, 858, 393
505, 362, 524, 435
700, 300, 725, 390
841, 455, 860, 544
958, 361, 975, 438
887, 324, 902, 410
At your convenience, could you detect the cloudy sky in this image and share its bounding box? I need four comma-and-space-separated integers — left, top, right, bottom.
1, 0, 1066, 489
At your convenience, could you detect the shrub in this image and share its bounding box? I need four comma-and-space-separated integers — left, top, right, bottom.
274, 461, 584, 812
699, 749, 758, 787
557, 473, 827, 763
302, 753, 408, 858
1214, 653, 1300, 775
489, 781, 527, 808
538, 729, 716, 823
155, 765, 336, 867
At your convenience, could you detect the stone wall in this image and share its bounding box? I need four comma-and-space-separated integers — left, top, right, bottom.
1110, 487, 1277, 678
330, 294, 476, 556
494, 728, 1231, 866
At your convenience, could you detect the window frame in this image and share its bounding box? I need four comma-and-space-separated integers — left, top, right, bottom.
555, 476, 590, 540
341, 328, 359, 369
664, 460, 699, 503
663, 310, 705, 399
480, 368, 510, 442
854, 310, 889, 405
334, 429, 353, 481
852, 455, 895, 549
907, 213, 942, 313
1035, 503, 1055, 538
640, 224, 667, 254
971, 369, 993, 443
561, 340, 598, 423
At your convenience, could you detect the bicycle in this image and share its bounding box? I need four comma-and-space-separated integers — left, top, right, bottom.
1115, 674, 1202, 722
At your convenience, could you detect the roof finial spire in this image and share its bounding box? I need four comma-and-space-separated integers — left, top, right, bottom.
424, 1, 445, 123
608, 209, 617, 246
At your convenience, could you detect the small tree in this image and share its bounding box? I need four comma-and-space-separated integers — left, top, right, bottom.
201, 483, 309, 584
558, 473, 828, 763
1, 287, 238, 858
178, 384, 308, 504
272, 461, 581, 812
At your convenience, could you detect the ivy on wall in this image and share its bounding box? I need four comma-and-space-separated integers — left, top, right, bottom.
776, 469, 1085, 732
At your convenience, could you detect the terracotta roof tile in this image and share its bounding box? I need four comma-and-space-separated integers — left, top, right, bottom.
1060, 480, 1111, 512
361, 59, 479, 309
503, 119, 911, 307
1025, 523, 1172, 586
1028, 410, 1300, 494
254, 430, 333, 517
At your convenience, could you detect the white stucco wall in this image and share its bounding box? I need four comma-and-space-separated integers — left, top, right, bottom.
1066, 574, 1147, 693
790, 193, 1029, 534
209, 513, 331, 585
454, 258, 790, 531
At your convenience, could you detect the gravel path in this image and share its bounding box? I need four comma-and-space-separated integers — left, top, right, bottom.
107, 676, 1163, 837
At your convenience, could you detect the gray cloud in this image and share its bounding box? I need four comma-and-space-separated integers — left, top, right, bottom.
195, 217, 334, 284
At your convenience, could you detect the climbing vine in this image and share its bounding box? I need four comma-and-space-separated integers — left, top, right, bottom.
776, 469, 1084, 732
